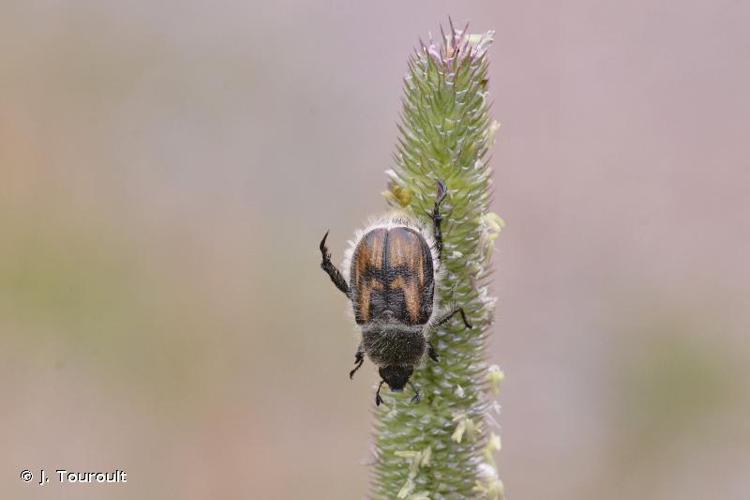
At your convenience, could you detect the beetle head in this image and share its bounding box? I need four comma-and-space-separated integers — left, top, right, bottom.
379, 365, 414, 392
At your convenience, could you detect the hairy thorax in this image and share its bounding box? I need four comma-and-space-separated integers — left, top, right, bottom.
362, 322, 426, 367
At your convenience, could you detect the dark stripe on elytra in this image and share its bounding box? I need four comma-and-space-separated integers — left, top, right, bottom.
383, 229, 391, 292
363, 267, 419, 326
370, 229, 390, 321
354, 226, 435, 326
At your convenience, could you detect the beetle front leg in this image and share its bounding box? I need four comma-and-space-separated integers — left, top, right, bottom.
319, 230, 350, 297
432, 180, 448, 262
434, 306, 473, 330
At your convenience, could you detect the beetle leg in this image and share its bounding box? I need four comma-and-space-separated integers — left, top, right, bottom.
349, 347, 365, 379
428, 343, 439, 362
319, 230, 351, 297
432, 181, 447, 262
434, 306, 473, 330
375, 380, 385, 406
409, 382, 421, 404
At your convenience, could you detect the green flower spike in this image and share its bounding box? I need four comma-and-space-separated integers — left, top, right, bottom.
373, 21, 506, 500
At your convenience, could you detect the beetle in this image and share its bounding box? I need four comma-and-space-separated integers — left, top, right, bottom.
319, 181, 472, 406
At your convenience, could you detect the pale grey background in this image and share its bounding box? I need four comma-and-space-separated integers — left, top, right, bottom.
2, 1, 748, 498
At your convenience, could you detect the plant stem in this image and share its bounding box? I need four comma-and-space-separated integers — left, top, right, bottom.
373, 21, 506, 500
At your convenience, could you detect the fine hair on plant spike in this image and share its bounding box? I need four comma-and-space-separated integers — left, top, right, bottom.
373, 19, 506, 500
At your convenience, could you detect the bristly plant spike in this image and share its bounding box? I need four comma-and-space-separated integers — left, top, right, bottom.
374, 22, 506, 499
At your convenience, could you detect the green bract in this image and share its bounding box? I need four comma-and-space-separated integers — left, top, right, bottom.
374, 23, 505, 500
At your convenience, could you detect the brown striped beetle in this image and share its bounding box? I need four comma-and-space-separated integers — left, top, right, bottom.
319, 181, 472, 406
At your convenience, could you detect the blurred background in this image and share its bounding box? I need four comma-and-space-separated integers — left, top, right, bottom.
1, 1, 748, 499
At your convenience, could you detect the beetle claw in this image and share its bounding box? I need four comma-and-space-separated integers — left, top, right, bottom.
459, 308, 473, 329
408, 382, 421, 404
375, 380, 385, 406
436, 180, 447, 205
319, 230, 328, 248
319, 230, 330, 257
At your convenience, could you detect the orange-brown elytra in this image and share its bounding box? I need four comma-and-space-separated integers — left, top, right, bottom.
320, 181, 473, 406
350, 226, 433, 326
